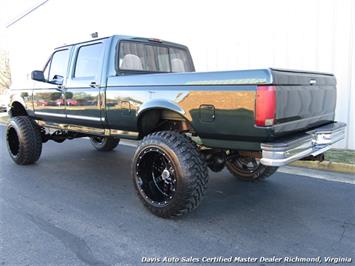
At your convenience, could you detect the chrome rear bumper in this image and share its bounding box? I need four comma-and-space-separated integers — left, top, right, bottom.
260, 122, 346, 166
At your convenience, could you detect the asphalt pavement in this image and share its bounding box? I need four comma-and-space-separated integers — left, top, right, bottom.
0, 125, 354, 265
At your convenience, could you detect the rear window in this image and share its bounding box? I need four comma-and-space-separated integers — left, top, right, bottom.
118, 41, 193, 73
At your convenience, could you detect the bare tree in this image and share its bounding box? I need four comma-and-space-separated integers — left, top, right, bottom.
0, 50, 12, 95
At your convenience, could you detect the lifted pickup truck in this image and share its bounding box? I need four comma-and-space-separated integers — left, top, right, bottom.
6, 35, 346, 218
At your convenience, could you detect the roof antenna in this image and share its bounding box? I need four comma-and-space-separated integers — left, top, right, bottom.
91, 32, 98, 38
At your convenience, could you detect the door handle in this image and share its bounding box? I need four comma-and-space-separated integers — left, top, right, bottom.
56, 85, 64, 92
90, 81, 99, 88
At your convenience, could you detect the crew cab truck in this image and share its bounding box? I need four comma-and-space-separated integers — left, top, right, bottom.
6, 35, 346, 218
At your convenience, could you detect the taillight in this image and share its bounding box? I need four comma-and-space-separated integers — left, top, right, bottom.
255, 85, 276, 126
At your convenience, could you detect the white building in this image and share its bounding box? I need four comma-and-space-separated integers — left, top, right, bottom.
2, 0, 354, 149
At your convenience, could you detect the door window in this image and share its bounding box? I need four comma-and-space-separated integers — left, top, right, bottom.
48, 49, 70, 84
74, 43, 103, 78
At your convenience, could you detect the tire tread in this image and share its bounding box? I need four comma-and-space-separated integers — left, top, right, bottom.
133, 131, 208, 218
226, 159, 278, 182
90, 137, 119, 151
6, 116, 42, 165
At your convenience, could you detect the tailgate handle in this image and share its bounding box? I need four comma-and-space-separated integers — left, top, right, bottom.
309, 79, 317, 85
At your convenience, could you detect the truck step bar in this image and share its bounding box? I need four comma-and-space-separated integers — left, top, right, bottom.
260, 122, 346, 167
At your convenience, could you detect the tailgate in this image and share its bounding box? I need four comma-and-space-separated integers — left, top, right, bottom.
271, 68, 336, 134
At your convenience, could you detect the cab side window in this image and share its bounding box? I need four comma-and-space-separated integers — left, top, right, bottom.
48, 49, 70, 84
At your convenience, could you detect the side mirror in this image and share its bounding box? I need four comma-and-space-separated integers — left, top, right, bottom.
31, 70, 45, 82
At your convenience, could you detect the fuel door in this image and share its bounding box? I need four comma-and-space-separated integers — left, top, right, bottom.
199, 104, 215, 122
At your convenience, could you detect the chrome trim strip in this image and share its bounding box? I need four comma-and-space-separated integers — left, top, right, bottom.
34, 111, 66, 118
35, 112, 104, 121
260, 122, 346, 166
67, 114, 102, 121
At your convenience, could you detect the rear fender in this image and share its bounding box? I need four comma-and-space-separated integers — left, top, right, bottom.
137, 99, 188, 121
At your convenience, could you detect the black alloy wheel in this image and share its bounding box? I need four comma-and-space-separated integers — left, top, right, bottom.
135, 147, 177, 206
132, 131, 208, 218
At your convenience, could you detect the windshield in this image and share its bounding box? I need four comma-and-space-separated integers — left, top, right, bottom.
118, 41, 194, 73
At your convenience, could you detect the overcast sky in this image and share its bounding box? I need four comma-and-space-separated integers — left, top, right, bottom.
1, 0, 42, 26
1, 0, 45, 47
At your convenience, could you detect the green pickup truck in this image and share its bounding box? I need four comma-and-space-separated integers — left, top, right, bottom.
6, 35, 346, 218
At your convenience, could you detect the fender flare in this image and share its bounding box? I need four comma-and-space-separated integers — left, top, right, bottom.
9, 95, 27, 110
137, 99, 189, 121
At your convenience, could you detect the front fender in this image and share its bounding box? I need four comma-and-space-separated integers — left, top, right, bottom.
9, 94, 27, 108
8, 90, 34, 115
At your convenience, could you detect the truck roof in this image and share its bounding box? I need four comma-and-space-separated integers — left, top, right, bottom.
55, 35, 188, 50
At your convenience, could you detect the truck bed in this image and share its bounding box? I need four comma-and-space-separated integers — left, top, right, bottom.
106, 68, 336, 142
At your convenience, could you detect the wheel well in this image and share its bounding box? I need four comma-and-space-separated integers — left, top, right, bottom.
9, 102, 28, 117
138, 109, 193, 138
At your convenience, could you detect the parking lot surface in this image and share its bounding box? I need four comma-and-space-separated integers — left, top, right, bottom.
0, 126, 354, 265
